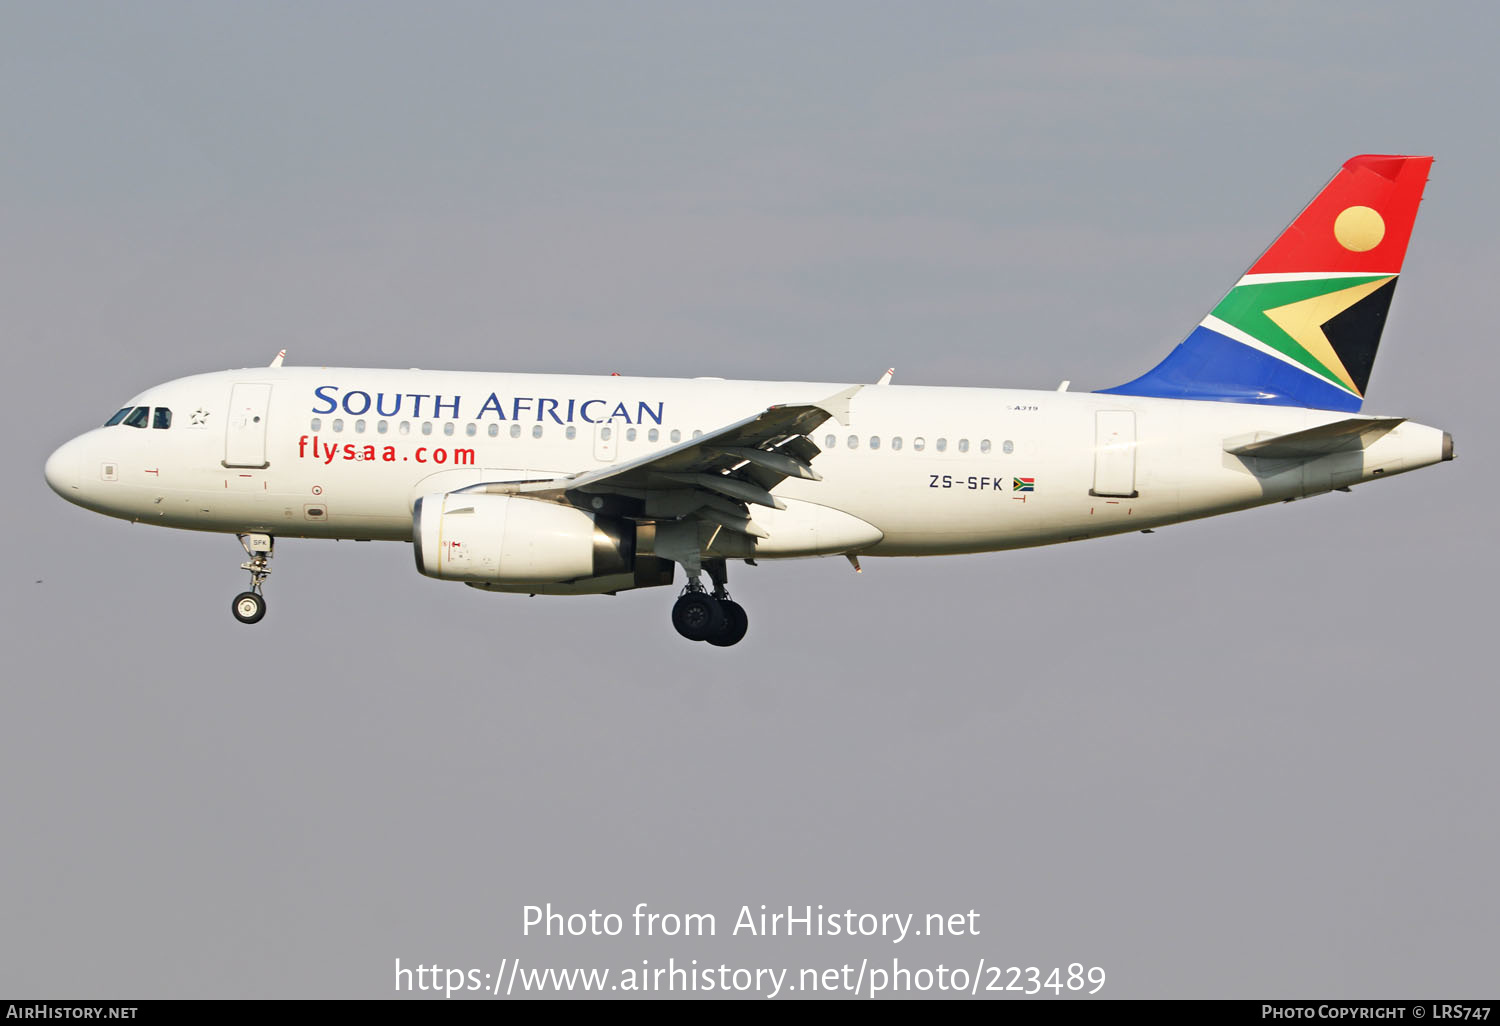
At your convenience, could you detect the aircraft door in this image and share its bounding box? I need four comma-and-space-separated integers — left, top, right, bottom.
1091, 410, 1138, 498
224, 383, 273, 468
593, 423, 618, 462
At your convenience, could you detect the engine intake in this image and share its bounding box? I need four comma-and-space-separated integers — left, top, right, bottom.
414, 493, 633, 584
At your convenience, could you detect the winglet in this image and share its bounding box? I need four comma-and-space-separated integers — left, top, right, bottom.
269, 349, 286, 368
815, 384, 863, 426
876, 368, 894, 386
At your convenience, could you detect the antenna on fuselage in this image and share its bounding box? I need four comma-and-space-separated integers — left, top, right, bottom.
269, 349, 286, 368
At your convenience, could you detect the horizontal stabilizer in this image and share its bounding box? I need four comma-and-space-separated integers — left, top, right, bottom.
1225, 417, 1405, 459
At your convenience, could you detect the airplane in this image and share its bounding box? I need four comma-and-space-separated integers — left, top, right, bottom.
44, 154, 1452, 647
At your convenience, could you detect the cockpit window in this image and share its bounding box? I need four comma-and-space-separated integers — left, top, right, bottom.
122, 406, 150, 428
105, 408, 132, 426
152, 408, 172, 429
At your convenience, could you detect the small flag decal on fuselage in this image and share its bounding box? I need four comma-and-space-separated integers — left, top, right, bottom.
1013, 477, 1035, 492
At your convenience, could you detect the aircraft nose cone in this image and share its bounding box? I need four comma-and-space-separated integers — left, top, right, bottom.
44, 439, 81, 499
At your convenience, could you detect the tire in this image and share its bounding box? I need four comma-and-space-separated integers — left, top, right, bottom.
672, 592, 723, 641
232, 591, 266, 625
706, 600, 749, 647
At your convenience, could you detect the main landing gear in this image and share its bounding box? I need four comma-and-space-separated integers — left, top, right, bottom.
232, 533, 273, 625
671, 559, 749, 647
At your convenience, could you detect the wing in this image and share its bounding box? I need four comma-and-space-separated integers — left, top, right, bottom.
461, 384, 863, 540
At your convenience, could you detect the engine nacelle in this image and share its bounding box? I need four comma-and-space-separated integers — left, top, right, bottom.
413, 493, 633, 584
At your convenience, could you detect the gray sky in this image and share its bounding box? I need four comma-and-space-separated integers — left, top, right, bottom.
2, 0, 1494, 999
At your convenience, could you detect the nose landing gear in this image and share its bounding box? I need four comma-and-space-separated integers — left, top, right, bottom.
231, 533, 273, 625
670, 558, 750, 647
232, 591, 266, 624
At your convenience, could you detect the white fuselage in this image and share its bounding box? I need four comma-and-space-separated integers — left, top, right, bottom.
44, 366, 1449, 559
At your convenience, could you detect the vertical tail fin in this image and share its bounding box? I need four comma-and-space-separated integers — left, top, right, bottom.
1100, 154, 1434, 411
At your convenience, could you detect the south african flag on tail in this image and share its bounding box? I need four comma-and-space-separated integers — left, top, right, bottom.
1099, 154, 1433, 413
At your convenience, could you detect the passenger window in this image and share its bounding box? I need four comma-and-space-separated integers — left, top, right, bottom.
870, 436, 881, 450
310, 417, 322, 432
465, 423, 476, 437
1003, 440, 1014, 454
510, 424, 521, 439
891, 437, 903, 451
847, 435, 859, 450
980, 439, 991, 454
600, 426, 612, 441
105, 408, 132, 427
123, 406, 149, 429
152, 408, 172, 429
825, 434, 836, 448
488, 424, 499, 437
958, 438, 969, 453
566, 426, 577, 440
913, 436, 926, 452
421, 422, 432, 436
377, 420, 389, 435
935, 438, 947, 452
670, 430, 681, 443
399, 421, 411, 435
354, 419, 366, 433
648, 428, 659, 442
532, 424, 543, 439
692, 430, 702, 439
443, 422, 455, 436
331, 418, 344, 433
626, 427, 637, 442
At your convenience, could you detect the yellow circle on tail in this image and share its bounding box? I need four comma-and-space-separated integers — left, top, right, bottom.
1334, 205, 1385, 252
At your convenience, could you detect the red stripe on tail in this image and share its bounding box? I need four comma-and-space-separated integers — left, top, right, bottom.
1247, 154, 1433, 275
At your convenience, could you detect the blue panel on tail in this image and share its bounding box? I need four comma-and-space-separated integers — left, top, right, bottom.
1098, 326, 1364, 412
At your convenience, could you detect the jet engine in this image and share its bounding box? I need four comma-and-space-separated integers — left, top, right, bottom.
413, 492, 645, 586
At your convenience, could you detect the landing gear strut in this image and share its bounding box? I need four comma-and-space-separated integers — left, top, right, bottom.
232, 533, 273, 625
671, 558, 750, 647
